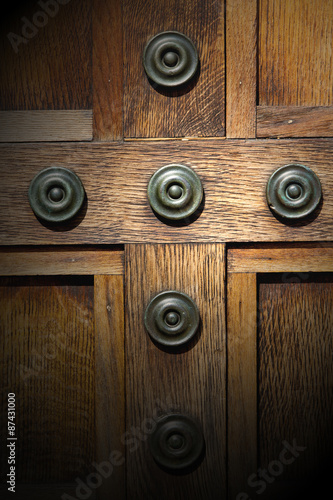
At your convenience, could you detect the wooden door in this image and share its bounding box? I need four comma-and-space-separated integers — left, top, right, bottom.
0, 1, 332, 499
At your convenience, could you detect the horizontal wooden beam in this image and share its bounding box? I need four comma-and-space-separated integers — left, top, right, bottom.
228, 245, 333, 273
0, 110, 93, 142
0, 139, 332, 244
0, 248, 124, 275
257, 106, 333, 138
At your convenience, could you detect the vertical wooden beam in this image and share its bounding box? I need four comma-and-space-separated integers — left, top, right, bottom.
95, 275, 125, 500
228, 273, 257, 499
226, 0, 257, 138
125, 243, 226, 499
93, 0, 123, 140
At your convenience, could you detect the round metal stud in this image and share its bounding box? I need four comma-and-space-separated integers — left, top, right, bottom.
147, 164, 203, 220
149, 413, 205, 471
144, 291, 200, 347
266, 164, 322, 220
28, 166, 85, 223
143, 31, 199, 87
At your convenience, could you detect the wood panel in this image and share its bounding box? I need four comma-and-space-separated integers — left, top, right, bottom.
0, 247, 124, 275
257, 106, 333, 138
125, 244, 226, 499
227, 273, 257, 500
226, 0, 257, 138
0, 110, 93, 142
0, 0, 92, 110
258, 274, 333, 496
228, 244, 333, 274
0, 140, 332, 244
95, 275, 125, 500
123, 0, 224, 138
259, 0, 333, 107
93, 0, 123, 140
0, 276, 95, 482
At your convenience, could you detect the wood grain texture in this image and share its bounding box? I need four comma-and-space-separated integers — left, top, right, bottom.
226, 0, 257, 138
0, 0, 92, 110
257, 106, 333, 138
123, 0, 224, 138
95, 275, 125, 500
258, 275, 333, 490
228, 245, 333, 273
0, 276, 95, 482
93, 0, 123, 140
125, 244, 226, 499
0, 247, 124, 275
259, 0, 333, 106
0, 484, 96, 500
0, 140, 332, 244
0, 110, 93, 142
227, 273, 257, 500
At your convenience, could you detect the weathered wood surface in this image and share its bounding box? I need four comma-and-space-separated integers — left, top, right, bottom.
259, 274, 333, 492
259, 0, 333, 107
227, 272, 257, 500
125, 243, 226, 499
0, 0, 92, 110
95, 275, 125, 500
93, 0, 123, 140
123, 0, 225, 138
0, 140, 332, 244
228, 244, 333, 273
226, 0, 257, 138
0, 111, 93, 142
0, 247, 124, 275
257, 106, 333, 138
0, 276, 95, 482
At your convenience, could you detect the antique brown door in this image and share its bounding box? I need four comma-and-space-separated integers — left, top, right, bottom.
0, 1, 332, 499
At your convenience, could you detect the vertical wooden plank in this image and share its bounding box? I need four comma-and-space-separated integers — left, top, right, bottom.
125, 244, 226, 499
227, 273, 257, 500
259, 0, 333, 106
0, 276, 95, 484
93, 0, 123, 140
123, 0, 225, 138
95, 275, 125, 500
226, 0, 257, 138
258, 275, 333, 495
0, 0, 92, 110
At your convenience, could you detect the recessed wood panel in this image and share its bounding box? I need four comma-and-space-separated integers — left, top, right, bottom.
0, 140, 332, 244
125, 243, 226, 499
0, 276, 95, 483
257, 106, 333, 138
123, 0, 225, 138
259, 0, 333, 107
0, 0, 92, 110
258, 273, 333, 496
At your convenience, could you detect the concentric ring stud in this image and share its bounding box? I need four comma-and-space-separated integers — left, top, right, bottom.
147, 164, 203, 220
266, 164, 322, 220
28, 166, 85, 223
144, 291, 200, 348
149, 413, 205, 471
143, 31, 199, 87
